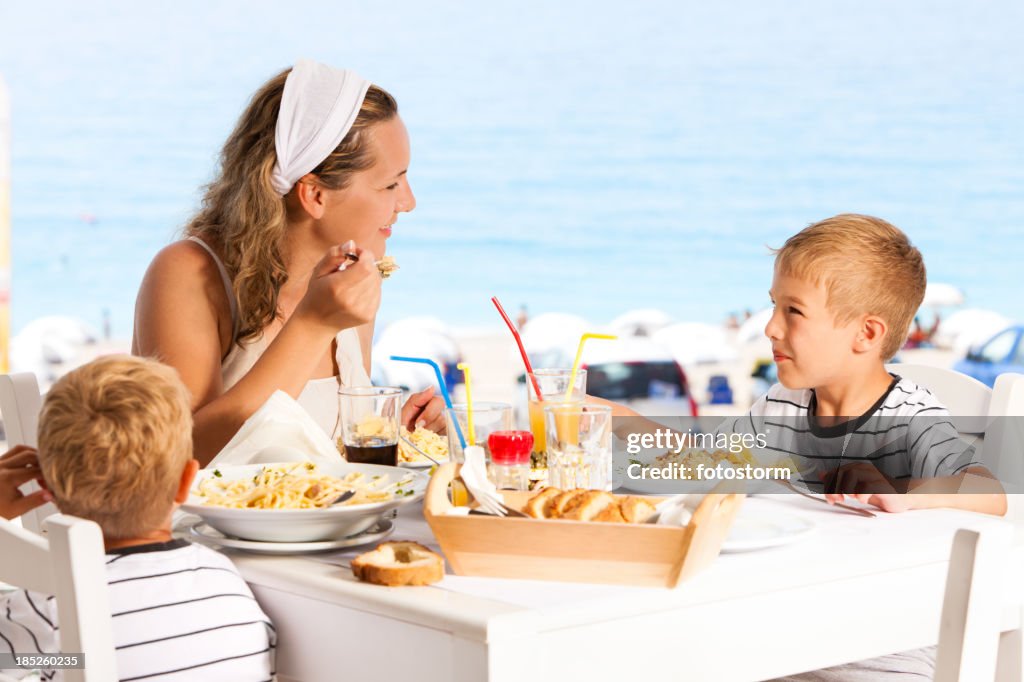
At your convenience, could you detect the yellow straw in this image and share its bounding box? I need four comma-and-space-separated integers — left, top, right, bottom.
457, 362, 476, 445
564, 333, 617, 400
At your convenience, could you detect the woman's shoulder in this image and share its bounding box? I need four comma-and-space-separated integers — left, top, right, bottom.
146, 238, 224, 282
135, 239, 235, 352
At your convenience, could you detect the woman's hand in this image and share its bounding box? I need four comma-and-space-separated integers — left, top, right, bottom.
0, 445, 53, 520
294, 241, 382, 334
401, 386, 447, 433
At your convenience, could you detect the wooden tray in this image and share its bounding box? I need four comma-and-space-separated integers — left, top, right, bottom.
423, 463, 743, 588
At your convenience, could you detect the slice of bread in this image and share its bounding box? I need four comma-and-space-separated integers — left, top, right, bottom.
351, 541, 444, 586
619, 496, 657, 524
593, 503, 627, 523
561, 491, 617, 521
546, 488, 589, 518
525, 487, 563, 518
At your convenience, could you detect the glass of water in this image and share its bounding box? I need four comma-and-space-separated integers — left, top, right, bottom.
543, 403, 613, 490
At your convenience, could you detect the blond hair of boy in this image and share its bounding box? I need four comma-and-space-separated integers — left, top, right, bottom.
772, 213, 925, 361
36, 354, 199, 543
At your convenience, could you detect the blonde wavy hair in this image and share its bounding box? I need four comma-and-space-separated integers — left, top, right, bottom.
185, 67, 398, 342
37, 355, 193, 539
773, 214, 927, 360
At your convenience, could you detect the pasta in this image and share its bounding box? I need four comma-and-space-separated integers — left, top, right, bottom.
398, 426, 449, 464
196, 462, 415, 509
651, 446, 757, 478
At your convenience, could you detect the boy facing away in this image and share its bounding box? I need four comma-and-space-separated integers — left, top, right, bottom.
0, 355, 276, 681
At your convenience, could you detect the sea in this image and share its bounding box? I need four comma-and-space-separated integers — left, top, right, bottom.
1, 0, 1022, 339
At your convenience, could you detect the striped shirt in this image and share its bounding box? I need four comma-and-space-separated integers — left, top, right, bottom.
720, 374, 979, 492
0, 539, 275, 681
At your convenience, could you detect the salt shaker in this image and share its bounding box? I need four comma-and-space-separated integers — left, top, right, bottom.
487, 430, 534, 491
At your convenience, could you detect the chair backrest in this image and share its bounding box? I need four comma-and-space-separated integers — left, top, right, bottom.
0, 372, 57, 532
885, 363, 991, 435
934, 527, 1007, 682
0, 514, 117, 682
986, 372, 1024, 497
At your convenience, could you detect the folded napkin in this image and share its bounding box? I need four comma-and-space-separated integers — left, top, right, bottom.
207, 390, 344, 468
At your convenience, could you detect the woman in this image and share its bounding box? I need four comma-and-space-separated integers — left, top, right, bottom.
133, 60, 445, 465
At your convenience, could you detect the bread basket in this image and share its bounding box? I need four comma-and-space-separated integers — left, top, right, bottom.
423, 463, 743, 587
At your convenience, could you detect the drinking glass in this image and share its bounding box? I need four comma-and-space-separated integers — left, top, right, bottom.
445, 401, 513, 462
543, 403, 612, 490
526, 369, 587, 465
338, 386, 402, 466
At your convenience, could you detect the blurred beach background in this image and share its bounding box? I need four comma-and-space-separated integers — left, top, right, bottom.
1, 0, 1022, 418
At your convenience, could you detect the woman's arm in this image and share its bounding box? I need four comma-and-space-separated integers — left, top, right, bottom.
134, 241, 381, 465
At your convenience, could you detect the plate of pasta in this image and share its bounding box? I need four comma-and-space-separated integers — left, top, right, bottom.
181, 461, 428, 542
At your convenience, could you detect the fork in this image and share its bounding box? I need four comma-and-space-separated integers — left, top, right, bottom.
399, 435, 442, 467
776, 479, 877, 518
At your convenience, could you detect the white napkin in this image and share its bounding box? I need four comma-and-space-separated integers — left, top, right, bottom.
207, 390, 343, 468
460, 445, 506, 510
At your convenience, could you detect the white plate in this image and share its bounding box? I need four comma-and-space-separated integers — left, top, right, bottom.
184, 518, 394, 554
181, 462, 428, 542
720, 510, 815, 552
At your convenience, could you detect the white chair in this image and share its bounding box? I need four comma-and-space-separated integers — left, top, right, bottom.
0, 514, 117, 681
0, 372, 57, 532
886, 363, 992, 435
935, 528, 1008, 682
887, 365, 1024, 492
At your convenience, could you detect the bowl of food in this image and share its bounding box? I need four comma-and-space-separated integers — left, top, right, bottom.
398, 426, 450, 467
181, 461, 428, 542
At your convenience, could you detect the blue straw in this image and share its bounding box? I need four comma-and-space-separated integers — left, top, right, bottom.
389, 355, 466, 449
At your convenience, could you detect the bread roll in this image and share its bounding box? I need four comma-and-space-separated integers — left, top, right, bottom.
351, 541, 444, 586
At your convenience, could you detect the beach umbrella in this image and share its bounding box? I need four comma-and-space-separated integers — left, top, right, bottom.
652, 322, 738, 365
10, 316, 99, 382
372, 317, 460, 392
922, 282, 965, 308
519, 312, 590, 368
736, 308, 773, 345
608, 309, 674, 338
932, 308, 1012, 355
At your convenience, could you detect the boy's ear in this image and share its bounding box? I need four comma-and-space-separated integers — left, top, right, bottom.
174, 459, 200, 505
854, 314, 888, 354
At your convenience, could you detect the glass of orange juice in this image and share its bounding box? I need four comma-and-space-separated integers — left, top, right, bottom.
526, 369, 587, 467
543, 403, 612, 490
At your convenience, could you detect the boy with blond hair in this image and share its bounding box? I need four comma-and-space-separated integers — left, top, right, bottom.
750, 214, 1004, 515
0, 355, 275, 681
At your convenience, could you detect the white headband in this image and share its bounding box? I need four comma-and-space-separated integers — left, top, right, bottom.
270, 60, 372, 197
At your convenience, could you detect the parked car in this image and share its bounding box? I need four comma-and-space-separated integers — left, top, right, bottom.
581, 339, 699, 416
952, 325, 1024, 387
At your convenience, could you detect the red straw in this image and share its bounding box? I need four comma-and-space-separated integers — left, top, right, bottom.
491, 296, 545, 401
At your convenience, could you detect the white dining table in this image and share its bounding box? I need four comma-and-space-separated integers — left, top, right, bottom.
226, 496, 1024, 682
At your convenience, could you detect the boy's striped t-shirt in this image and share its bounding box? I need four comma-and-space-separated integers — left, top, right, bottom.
720, 374, 980, 492
0, 539, 275, 682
